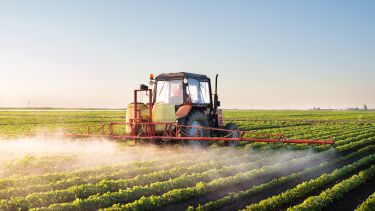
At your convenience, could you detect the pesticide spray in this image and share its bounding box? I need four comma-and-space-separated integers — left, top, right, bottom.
0, 135, 335, 178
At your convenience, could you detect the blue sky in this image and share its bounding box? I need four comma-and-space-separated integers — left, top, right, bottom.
0, 0, 374, 109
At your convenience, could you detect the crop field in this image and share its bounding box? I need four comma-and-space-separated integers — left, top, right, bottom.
0, 109, 375, 210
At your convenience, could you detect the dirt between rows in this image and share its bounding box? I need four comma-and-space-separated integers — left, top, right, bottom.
157, 147, 375, 211
323, 179, 375, 211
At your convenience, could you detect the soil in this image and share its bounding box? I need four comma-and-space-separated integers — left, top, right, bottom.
323, 179, 375, 211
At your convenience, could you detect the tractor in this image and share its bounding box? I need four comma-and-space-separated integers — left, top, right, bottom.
149, 72, 238, 146
66, 72, 333, 146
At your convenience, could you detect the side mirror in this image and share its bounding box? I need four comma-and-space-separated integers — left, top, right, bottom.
217, 101, 221, 107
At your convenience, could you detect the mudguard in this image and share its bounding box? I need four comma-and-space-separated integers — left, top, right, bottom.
175, 105, 192, 119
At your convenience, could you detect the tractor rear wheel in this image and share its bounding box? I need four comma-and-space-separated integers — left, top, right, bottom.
224, 123, 241, 147
179, 110, 210, 147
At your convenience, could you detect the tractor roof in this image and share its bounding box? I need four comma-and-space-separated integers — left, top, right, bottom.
156, 72, 210, 81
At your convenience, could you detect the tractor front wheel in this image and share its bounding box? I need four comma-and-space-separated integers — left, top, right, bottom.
224, 123, 241, 147
179, 110, 210, 147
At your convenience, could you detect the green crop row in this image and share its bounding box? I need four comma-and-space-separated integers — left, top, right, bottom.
289, 165, 375, 210
243, 125, 375, 151
336, 137, 375, 152
241, 153, 375, 211
105, 152, 324, 211
32, 161, 263, 211
0, 149, 265, 202
32, 151, 311, 211
335, 131, 375, 146
0, 159, 201, 200
355, 191, 375, 211
13, 147, 280, 210
192, 144, 375, 211
0, 157, 175, 191
0, 147, 228, 190
1, 160, 224, 210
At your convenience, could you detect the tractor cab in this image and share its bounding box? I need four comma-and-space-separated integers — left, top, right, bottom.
126, 72, 225, 145
153, 72, 213, 108
148, 72, 221, 145
152, 72, 221, 128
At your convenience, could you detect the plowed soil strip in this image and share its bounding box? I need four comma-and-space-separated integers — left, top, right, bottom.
322, 178, 375, 211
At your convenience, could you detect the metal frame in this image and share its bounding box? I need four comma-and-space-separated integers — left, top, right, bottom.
66, 121, 333, 145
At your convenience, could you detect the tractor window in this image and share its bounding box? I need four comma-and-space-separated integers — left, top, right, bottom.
200, 82, 210, 104
155, 80, 183, 105
187, 79, 200, 103
187, 79, 210, 104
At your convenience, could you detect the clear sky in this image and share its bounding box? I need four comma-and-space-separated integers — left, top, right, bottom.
0, 0, 374, 109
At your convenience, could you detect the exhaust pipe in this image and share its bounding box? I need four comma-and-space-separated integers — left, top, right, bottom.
214, 74, 220, 109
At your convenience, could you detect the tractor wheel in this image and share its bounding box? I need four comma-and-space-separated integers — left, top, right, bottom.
179, 110, 210, 147
224, 123, 241, 147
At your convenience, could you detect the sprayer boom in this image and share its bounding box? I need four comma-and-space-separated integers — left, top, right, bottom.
64, 122, 333, 145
